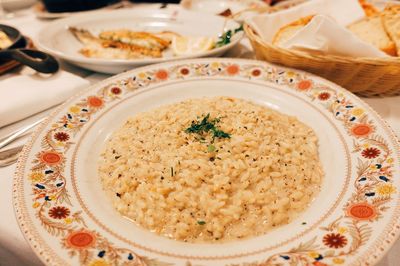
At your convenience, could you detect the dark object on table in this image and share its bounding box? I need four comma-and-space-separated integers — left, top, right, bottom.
218, 8, 232, 17
0, 24, 23, 49
268, 0, 287, 5
42, 0, 121, 13
129, 0, 180, 3
0, 35, 30, 74
0, 24, 59, 74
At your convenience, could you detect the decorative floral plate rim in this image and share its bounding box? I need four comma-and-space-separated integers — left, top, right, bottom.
13, 58, 400, 266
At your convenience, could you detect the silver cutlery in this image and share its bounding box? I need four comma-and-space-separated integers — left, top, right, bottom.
0, 117, 45, 150
0, 145, 23, 167
0, 117, 46, 167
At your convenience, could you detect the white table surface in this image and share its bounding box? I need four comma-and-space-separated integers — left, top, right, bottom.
1, 5, 400, 266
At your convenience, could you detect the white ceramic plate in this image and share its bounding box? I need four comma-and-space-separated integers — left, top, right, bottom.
180, 0, 268, 21
14, 58, 400, 265
36, 8, 243, 74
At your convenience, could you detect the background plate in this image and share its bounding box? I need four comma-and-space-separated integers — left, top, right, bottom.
36, 8, 243, 74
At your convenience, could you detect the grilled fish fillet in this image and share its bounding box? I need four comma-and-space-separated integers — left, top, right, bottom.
69, 27, 174, 59
99, 30, 170, 50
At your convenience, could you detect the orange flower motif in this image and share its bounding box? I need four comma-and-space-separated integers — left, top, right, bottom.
226, 64, 239, 75
351, 123, 373, 138
35, 193, 46, 200
87, 96, 104, 108
49, 206, 70, 219
318, 92, 331, 101
346, 202, 377, 221
65, 229, 96, 250
323, 233, 347, 249
54, 132, 69, 142
180, 68, 189, 75
313, 262, 328, 266
333, 258, 345, 264
39, 151, 62, 165
361, 147, 380, 159
251, 69, 261, 76
155, 69, 168, 80
110, 87, 121, 95
297, 80, 312, 91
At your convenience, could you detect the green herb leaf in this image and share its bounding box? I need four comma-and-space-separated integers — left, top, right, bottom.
216, 25, 243, 48
197, 220, 206, 225
216, 30, 232, 48
207, 144, 216, 152
234, 24, 244, 33
212, 129, 231, 139
185, 114, 231, 143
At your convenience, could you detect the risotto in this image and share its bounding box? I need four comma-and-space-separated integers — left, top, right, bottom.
98, 97, 323, 243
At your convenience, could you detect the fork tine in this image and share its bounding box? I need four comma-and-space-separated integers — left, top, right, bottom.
0, 117, 45, 150
0, 145, 23, 167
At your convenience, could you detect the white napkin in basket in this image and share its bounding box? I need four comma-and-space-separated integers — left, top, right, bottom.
0, 70, 89, 128
281, 15, 388, 57
246, 0, 387, 58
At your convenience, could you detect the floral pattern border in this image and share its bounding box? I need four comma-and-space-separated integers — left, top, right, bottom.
14, 59, 399, 266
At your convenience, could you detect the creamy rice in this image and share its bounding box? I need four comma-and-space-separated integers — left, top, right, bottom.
98, 97, 323, 243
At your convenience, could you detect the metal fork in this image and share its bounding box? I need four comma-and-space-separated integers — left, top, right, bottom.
0, 145, 23, 167
0, 117, 46, 167
0, 117, 45, 150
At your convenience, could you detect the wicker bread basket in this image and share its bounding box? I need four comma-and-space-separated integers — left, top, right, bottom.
244, 23, 400, 97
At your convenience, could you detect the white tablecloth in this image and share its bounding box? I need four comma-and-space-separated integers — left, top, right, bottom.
1, 5, 400, 266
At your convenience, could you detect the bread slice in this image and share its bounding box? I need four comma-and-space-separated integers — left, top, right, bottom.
381, 5, 400, 56
358, 0, 379, 17
272, 15, 314, 46
348, 15, 397, 56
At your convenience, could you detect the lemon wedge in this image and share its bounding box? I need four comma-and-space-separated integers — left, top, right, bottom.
172, 36, 215, 56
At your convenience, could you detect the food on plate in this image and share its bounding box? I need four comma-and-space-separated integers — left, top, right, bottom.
69, 27, 176, 59
99, 29, 172, 50
272, 15, 314, 46
381, 5, 400, 56
171, 36, 215, 56
348, 14, 397, 56
0, 31, 12, 50
99, 97, 323, 243
69, 27, 233, 59
70, 26, 243, 59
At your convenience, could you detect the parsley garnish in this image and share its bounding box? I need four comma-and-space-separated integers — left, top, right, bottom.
216, 25, 243, 48
234, 24, 244, 33
197, 220, 206, 225
216, 30, 232, 47
212, 129, 231, 139
185, 113, 231, 141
